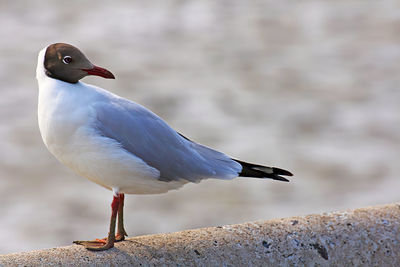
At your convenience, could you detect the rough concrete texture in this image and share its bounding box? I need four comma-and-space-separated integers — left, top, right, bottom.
1, 203, 399, 266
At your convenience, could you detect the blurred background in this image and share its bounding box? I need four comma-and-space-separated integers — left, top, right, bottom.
1, 0, 400, 254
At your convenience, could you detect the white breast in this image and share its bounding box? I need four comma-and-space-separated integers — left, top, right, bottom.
37, 79, 90, 154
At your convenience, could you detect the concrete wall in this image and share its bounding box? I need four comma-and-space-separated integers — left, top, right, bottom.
1, 203, 399, 266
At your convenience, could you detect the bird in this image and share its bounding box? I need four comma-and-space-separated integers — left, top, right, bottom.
36, 43, 293, 251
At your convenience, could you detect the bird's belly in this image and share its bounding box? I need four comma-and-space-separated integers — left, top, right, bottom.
51, 126, 187, 194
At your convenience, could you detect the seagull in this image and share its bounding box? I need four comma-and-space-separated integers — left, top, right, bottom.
36, 43, 293, 251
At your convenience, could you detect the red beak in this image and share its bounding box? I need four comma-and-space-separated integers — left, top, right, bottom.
82, 65, 115, 79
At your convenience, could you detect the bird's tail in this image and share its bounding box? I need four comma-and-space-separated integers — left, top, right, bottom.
233, 159, 293, 182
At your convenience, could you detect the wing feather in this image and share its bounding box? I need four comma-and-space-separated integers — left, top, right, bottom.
93, 97, 241, 182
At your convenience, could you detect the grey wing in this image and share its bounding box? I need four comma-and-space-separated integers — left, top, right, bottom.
93, 98, 241, 183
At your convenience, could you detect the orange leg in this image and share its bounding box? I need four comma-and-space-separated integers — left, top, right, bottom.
74, 194, 121, 251
116, 193, 128, 242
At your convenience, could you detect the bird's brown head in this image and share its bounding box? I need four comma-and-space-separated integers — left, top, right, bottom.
44, 43, 115, 83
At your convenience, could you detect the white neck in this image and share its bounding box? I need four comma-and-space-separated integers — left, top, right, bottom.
36, 45, 49, 84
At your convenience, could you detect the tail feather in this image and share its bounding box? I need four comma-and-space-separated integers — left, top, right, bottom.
233, 159, 293, 182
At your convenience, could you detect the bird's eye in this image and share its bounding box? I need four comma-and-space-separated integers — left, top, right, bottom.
62, 56, 72, 64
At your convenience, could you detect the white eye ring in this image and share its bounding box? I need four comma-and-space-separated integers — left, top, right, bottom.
62, 56, 72, 64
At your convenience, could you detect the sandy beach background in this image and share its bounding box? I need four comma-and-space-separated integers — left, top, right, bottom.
1, 0, 400, 254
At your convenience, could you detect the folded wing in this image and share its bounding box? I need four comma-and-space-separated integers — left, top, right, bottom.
93, 97, 241, 183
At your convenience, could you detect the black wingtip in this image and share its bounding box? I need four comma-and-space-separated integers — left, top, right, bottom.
272, 167, 293, 177
273, 175, 290, 182
234, 159, 293, 182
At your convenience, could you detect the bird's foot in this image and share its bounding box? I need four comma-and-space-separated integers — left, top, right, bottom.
115, 231, 127, 242
73, 232, 126, 250
73, 239, 114, 251
116, 226, 128, 242
75, 232, 126, 244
